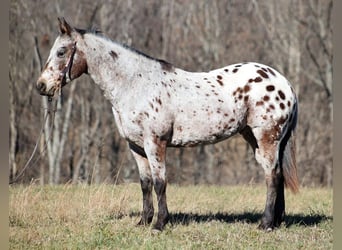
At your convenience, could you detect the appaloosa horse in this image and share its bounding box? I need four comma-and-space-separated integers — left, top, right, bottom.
37, 18, 299, 231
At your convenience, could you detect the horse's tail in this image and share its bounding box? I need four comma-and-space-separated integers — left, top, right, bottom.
280, 101, 299, 193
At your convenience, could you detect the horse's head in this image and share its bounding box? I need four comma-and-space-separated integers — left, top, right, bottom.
36, 17, 87, 96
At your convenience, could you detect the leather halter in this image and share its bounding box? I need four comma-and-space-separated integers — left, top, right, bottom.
59, 42, 77, 87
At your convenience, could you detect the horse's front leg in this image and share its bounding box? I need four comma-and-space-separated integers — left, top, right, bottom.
129, 144, 154, 226
144, 137, 169, 231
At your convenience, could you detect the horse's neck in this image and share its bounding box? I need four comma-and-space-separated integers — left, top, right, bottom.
82, 34, 162, 103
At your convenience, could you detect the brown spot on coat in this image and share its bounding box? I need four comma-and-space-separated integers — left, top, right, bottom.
109, 50, 118, 60
263, 95, 270, 102
233, 87, 242, 96
217, 79, 224, 86
217, 75, 223, 80
232, 68, 239, 73
156, 97, 162, 105
153, 138, 167, 163
257, 69, 269, 78
279, 103, 285, 110
243, 85, 251, 93
58, 63, 64, 71
278, 90, 286, 100
278, 116, 287, 125
70, 50, 88, 79
254, 77, 262, 82
256, 101, 264, 106
266, 85, 275, 91
267, 67, 276, 76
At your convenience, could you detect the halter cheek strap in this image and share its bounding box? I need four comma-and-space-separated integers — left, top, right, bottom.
59, 42, 77, 87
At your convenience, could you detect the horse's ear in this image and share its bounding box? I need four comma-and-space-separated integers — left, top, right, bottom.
58, 17, 73, 36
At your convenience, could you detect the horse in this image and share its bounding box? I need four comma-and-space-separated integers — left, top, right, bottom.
36, 17, 299, 232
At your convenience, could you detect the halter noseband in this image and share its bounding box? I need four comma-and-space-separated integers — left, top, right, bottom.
59, 41, 77, 87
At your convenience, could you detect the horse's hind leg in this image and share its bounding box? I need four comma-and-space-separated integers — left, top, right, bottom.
129, 144, 154, 226
260, 166, 285, 230
257, 130, 285, 230
242, 126, 285, 230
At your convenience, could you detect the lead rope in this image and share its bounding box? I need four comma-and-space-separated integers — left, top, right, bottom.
9, 97, 57, 184
10, 42, 75, 184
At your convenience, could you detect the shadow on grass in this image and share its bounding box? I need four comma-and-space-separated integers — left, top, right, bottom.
170, 212, 332, 227
125, 211, 332, 227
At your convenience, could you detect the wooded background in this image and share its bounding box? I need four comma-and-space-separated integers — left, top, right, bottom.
9, 0, 332, 187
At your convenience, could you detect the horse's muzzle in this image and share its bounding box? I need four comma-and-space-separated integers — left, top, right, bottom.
36, 80, 54, 96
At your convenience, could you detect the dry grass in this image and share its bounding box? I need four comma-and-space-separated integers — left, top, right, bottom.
9, 184, 332, 249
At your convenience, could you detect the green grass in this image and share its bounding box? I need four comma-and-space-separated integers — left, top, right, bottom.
9, 184, 332, 249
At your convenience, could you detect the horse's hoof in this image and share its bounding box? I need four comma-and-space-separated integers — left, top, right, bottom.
151, 228, 162, 235
258, 221, 274, 231
137, 217, 153, 227
151, 222, 165, 234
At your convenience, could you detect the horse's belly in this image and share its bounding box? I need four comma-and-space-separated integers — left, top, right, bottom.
169, 117, 242, 147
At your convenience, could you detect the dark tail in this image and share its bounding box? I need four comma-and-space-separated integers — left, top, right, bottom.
280, 101, 299, 193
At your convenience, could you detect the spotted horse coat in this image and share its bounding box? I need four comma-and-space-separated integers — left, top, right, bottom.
36, 18, 299, 232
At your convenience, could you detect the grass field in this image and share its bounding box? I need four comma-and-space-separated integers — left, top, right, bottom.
9, 183, 332, 249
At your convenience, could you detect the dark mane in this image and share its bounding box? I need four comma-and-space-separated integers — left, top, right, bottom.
75, 27, 102, 36
122, 44, 174, 72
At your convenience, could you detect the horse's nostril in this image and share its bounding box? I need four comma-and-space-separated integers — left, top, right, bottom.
36, 81, 46, 92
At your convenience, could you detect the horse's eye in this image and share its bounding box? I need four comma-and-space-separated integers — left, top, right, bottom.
57, 47, 66, 58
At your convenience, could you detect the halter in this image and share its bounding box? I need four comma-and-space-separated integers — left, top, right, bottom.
59, 41, 77, 88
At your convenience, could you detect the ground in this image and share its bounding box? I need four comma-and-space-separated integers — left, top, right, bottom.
9, 184, 332, 249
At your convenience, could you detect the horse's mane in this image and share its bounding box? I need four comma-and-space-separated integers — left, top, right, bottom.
76, 27, 173, 71
121, 44, 173, 70
75, 27, 102, 36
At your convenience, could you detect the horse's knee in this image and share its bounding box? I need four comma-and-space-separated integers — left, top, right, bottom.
153, 177, 166, 194
140, 176, 153, 193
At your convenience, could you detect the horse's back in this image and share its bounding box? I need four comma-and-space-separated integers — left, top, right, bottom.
169, 62, 296, 143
